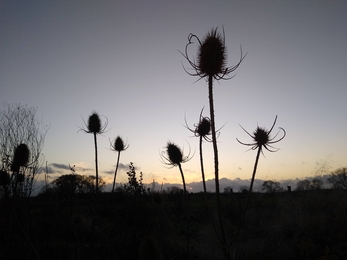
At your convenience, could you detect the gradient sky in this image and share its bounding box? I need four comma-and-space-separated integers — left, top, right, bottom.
1, 1, 346, 190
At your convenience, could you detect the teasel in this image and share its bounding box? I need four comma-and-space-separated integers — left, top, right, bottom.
11, 143, 30, 176
236, 115, 286, 228
79, 111, 108, 193
160, 141, 192, 194
182, 27, 245, 255
110, 136, 129, 192
237, 115, 286, 194
185, 108, 213, 194
160, 141, 192, 254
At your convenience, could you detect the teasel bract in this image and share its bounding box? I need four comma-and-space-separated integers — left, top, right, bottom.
110, 136, 129, 192
182, 27, 245, 255
79, 111, 108, 193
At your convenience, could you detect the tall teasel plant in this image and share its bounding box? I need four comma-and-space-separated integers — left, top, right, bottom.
110, 136, 129, 192
79, 112, 108, 193
181, 27, 245, 256
160, 141, 192, 255
237, 116, 286, 217
185, 108, 212, 194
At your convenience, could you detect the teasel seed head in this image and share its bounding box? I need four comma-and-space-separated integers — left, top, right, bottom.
88, 112, 101, 133
181, 27, 246, 81
160, 141, 192, 167
13, 143, 30, 166
167, 143, 183, 165
237, 116, 286, 153
198, 28, 226, 77
111, 136, 129, 152
197, 117, 211, 137
79, 111, 108, 135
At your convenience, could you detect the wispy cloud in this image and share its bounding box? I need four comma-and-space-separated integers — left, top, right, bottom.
104, 163, 129, 175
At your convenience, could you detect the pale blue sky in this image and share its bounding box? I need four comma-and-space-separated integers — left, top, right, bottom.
1, 1, 346, 189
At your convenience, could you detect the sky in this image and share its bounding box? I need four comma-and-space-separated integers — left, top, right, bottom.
1, 0, 347, 192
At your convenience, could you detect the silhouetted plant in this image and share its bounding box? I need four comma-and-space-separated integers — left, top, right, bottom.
261, 180, 284, 193
79, 111, 107, 193
160, 141, 192, 255
328, 167, 347, 189
237, 115, 286, 195
185, 108, 211, 194
0, 103, 49, 198
160, 142, 191, 196
110, 136, 129, 192
123, 162, 146, 196
182, 27, 245, 257
237, 116, 286, 224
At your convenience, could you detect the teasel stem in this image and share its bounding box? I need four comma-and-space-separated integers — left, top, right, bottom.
112, 151, 121, 192
208, 74, 228, 255
199, 135, 207, 194
93, 132, 99, 193
177, 162, 190, 255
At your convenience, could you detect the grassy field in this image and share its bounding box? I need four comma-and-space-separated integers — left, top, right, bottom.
1, 189, 346, 260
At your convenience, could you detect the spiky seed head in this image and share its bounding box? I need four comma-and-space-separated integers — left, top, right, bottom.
13, 143, 30, 167
197, 117, 211, 137
88, 112, 101, 133
253, 127, 269, 147
114, 136, 125, 152
198, 28, 226, 77
167, 143, 183, 165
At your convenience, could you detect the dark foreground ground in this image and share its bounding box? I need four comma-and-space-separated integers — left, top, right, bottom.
1, 189, 346, 260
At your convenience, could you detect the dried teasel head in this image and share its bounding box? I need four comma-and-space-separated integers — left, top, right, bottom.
185, 108, 211, 141
110, 136, 129, 152
184, 107, 224, 142
13, 143, 30, 166
181, 27, 245, 81
237, 116, 286, 153
88, 112, 101, 133
198, 28, 226, 77
160, 141, 192, 167
79, 111, 108, 134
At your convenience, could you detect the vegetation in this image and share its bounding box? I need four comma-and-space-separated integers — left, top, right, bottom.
1, 189, 346, 260
2, 26, 346, 260
0, 103, 49, 198
327, 167, 347, 189
121, 162, 147, 196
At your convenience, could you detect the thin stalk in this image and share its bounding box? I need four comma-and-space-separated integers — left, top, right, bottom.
244, 146, 262, 222
230, 146, 262, 247
93, 132, 99, 193
178, 163, 190, 257
199, 135, 207, 194
112, 151, 121, 192
208, 75, 228, 257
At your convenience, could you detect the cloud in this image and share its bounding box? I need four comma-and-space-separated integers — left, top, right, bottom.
51, 163, 71, 170
103, 163, 131, 175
